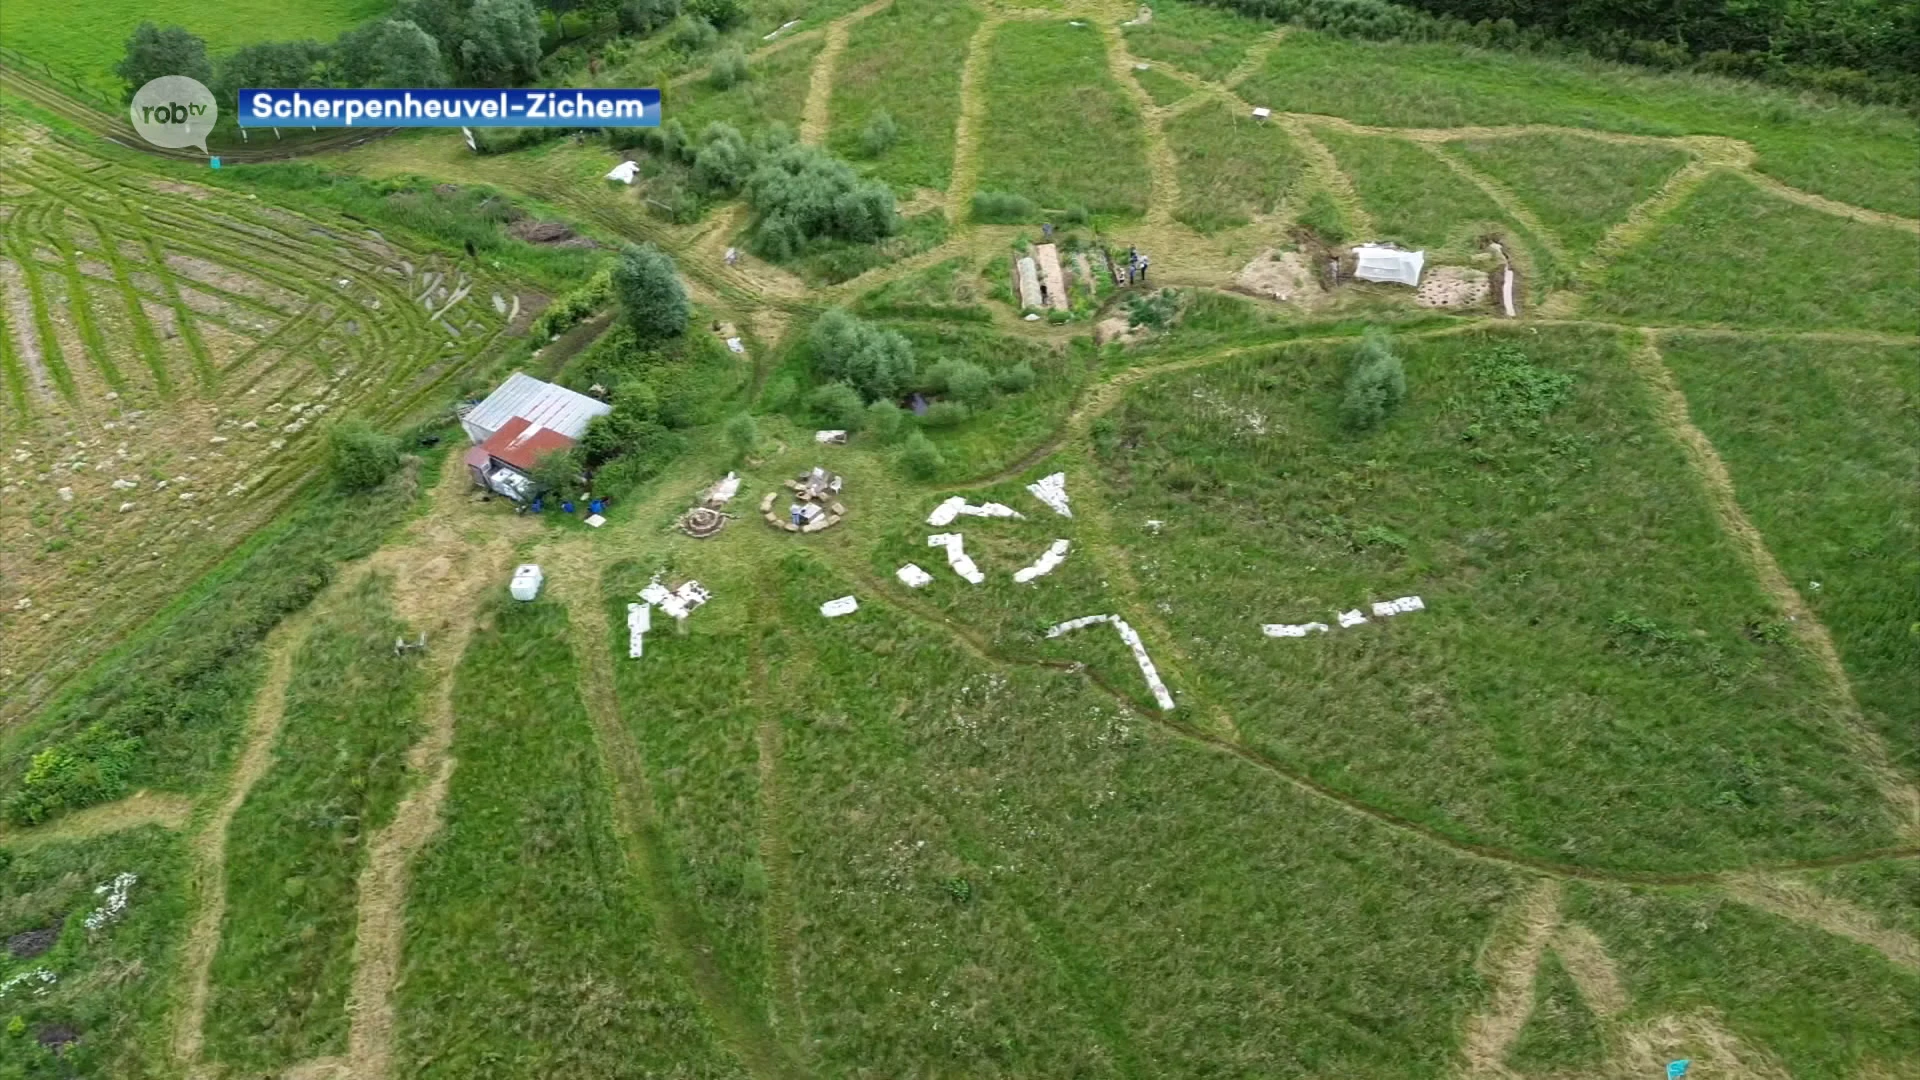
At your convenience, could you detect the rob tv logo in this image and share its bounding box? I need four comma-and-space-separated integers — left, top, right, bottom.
129, 76, 219, 154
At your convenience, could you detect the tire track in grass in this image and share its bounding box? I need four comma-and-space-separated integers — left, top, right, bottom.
799, 9, 854, 146
1458, 879, 1562, 1077
560, 563, 808, 1080
172, 607, 318, 1078
1278, 117, 1375, 240
1419, 141, 1570, 268
1742, 172, 1920, 235
1222, 27, 1286, 89
1629, 330, 1920, 841
0, 790, 193, 852
86, 214, 170, 396
1550, 922, 1628, 1019
750, 572, 811, 1064
945, 15, 1004, 224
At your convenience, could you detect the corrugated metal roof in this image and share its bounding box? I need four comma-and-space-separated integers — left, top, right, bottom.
464, 372, 610, 442
481, 415, 578, 471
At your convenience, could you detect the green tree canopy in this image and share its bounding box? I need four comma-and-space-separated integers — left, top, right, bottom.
457, 0, 543, 85
335, 19, 447, 87
116, 23, 212, 100
215, 39, 329, 101
808, 308, 916, 402
612, 243, 690, 340
745, 143, 897, 260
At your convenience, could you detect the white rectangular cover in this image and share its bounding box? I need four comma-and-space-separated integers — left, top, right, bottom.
1351, 244, 1425, 286
820, 596, 859, 618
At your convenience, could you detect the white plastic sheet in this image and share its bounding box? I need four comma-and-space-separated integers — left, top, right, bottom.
895, 563, 933, 588
1013, 539, 1070, 584
820, 596, 859, 618
1027, 472, 1071, 518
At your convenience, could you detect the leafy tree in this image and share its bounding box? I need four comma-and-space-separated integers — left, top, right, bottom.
864, 399, 905, 443
398, 0, 471, 55
922, 400, 970, 428
115, 23, 212, 100
993, 360, 1036, 394
620, 0, 682, 34
725, 412, 758, 456
745, 144, 897, 260
671, 15, 719, 52
457, 0, 543, 85
807, 382, 867, 429
859, 108, 898, 157
335, 19, 446, 87
326, 418, 401, 492
708, 45, 749, 88
686, 0, 743, 30
900, 431, 944, 479
216, 40, 328, 101
529, 446, 585, 500
691, 122, 753, 193
612, 243, 689, 340
808, 308, 915, 402
925, 358, 991, 406
1339, 328, 1407, 431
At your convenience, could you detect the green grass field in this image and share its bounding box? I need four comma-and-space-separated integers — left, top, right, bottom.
203, 575, 426, 1072
1449, 133, 1690, 261
1657, 335, 1919, 766
6, 0, 1920, 1073
1165, 96, 1304, 232
1587, 173, 1920, 334
1565, 882, 1920, 1078
1236, 30, 1920, 216
1121, 1, 1270, 83
0, 0, 388, 94
393, 597, 744, 1078
1090, 325, 1899, 871
976, 21, 1151, 217
827, 0, 979, 192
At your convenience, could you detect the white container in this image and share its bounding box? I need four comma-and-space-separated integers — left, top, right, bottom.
510, 563, 544, 602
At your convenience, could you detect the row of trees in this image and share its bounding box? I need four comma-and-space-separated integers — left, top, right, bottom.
116, 0, 545, 101
1201, 0, 1920, 104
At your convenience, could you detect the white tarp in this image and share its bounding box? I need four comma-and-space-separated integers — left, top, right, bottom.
641, 577, 710, 620
1369, 595, 1425, 618
896, 563, 933, 588
815, 429, 848, 444
927, 533, 984, 584
605, 160, 639, 184
1337, 608, 1369, 629
820, 596, 859, 618
627, 602, 651, 658
926, 496, 1025, 527
706, 471, 740, 506
510, 564, 543, 602
1045, 613, 1173, 710
1027, 472, 1071, 518
1352, 244, 1424, 286
1013, 539, 1070, 583
1262, 622, 1329, 638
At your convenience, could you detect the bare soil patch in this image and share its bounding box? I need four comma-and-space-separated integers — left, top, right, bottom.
1415, 265, 1490, 308
1234, 248, 1322, 305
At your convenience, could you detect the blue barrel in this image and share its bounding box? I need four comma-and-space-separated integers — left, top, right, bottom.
589, 498, 606, 515
530, 497, 544, 512
561, 500, 575, 514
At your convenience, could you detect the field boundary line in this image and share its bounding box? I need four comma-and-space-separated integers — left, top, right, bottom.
1629, 330, 1920, 840
171, 605, 319, 1078
1551, 922, 1628, 1018
1565, 159, 1722, 296
945, 14, 1004, 224
798, 0, 893, 146
1458, 878, 1561, 1077
560, 563, 809, 1080
751, 573, 811, 1063
1276, 116, 1375, 240
1103, 22, 1180, 228
1722, 873, 1920, 971
1740, 171, 1920, 234
0, 791, 193, 852
1222, 27, 1286, 89
1420, 141, 1570, 267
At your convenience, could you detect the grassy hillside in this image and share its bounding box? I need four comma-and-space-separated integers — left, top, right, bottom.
5, 0, 1918, 1075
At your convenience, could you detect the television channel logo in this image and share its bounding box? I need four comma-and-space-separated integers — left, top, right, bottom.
129, 76, 218, 154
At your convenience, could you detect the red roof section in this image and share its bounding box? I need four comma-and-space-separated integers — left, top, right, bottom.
480, 415, 578, 471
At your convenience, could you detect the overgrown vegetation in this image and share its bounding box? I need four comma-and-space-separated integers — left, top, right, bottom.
828, 0, 980, 190
1165, 99, 1306, 233
326, 419, 402, 493
2, 458, 437, 827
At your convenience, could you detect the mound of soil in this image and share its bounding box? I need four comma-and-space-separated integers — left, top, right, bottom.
507, 220, 600, 248
1235, 249, 1322, 305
